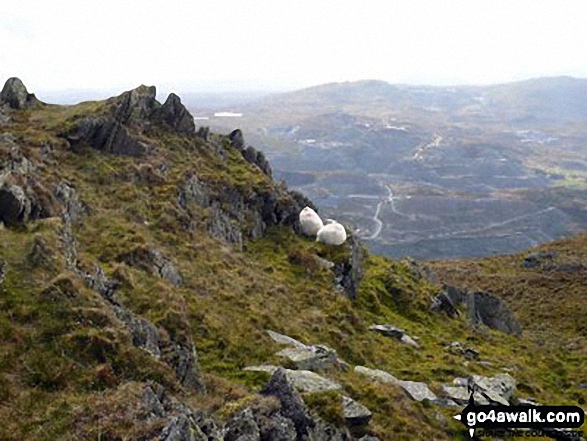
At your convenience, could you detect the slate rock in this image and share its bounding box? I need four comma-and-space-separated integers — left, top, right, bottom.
154, 93, 195, 135
260, 368, 314, 438
468, 291, 522, 336
0, 183, 31, 224
229, 129, 245, 151
276, 345, 342, 371
223, 408, 261, 441
161, 415, 207, 441
266, 330, 306, 348
354, 366, 436, 402
341, 396, 372, 427
369, 324, 405, 339
333, 235, 364, 300
0, 77, 41, 109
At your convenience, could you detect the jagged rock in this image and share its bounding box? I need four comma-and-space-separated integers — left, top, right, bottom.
354, 366, 399, 384
472, 373, 516, 404
196, 126, 210, 141
261, 368, 314, 438
0, 137, 35, 176
432, 285, 522, 335
242, 146, 272, 177
55, 182, 86, 223
161, 340, 204, 392
285, 370, 341, 393
229, 129, 245, 151
209, 204, 243, 249
397, 380, 438, 402
267, 330, 349, 372
142, 385, 166, 418
441, 385, 490, 406
354, 366, 437, 402
0, 77, 41, 109
369, 324, 419, 348
442, 373, 516, 406
341, 396, 372, 427
178, 175, 210, 209
255, 412, 297, 441
267, 330, 307, 348
117, 246, 183, 286
61, 116, 148, 156
430, 290, 461, 318
248, 366, 341, 393
153, 93, 195, 135
0, 183, 31, 224
112, 305, 161, 359
109, 85, 159, 125
333, 236, 364, 300
223, 408, 261, 441
161, 415, 207, 441
276, 345, 344, 372
467, 291, 522, 336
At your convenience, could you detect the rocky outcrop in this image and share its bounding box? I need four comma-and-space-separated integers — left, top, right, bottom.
243, 145, 272, 177
196, 126, 210, 141
332, 236, 364, 300
368, 324, 420, 348
228, 129, 273, 177
55, 182, 86, 223
431, 285, 522, 335
176, 170, 317, 247
341, 396, 372, 427
153, 93, 195, 135
467, 291, 522, 336
260, 368, 350, 440
0, 77, 42, 109
117, 246, 183, 286
58, 190, 204, 392
0, 183, 31, 224
61, 115, 149, 156
442, 373, 516, 406
229, 129, 245, 151
246, 366, 341, 393
60, 85, 197, 156
266, 330, 349, 372
354, 366, 437, 402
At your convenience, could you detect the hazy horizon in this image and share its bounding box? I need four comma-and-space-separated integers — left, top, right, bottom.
2, 0, 587, 98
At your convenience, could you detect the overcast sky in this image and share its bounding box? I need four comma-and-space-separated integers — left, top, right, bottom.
1, 0, 587, 98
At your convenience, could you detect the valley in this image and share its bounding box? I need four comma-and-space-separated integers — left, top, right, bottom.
188, 77, 587, 259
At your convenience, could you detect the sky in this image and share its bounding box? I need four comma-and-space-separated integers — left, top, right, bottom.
1, 0, 587, 99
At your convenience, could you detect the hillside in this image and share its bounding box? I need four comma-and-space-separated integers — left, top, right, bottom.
0, 78, 585, 441
193, 77, 587, 260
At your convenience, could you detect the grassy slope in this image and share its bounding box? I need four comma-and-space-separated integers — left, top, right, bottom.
0, 100, 585, 440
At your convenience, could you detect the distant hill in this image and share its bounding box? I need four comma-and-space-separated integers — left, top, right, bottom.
199, 77, 587, 260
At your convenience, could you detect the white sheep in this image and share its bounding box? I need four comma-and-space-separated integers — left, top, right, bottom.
299, 206, 324, 236
316, 220, 347, 245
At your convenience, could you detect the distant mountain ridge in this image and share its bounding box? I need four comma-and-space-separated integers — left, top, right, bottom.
202, 76, 587, 260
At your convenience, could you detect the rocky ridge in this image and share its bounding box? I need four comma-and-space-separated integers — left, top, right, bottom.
0, 78, 584, 441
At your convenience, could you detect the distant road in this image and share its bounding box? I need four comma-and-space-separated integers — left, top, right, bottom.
365, 185, 394, 240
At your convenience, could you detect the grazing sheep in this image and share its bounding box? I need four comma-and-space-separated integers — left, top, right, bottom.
299, 206, 324, 236
316, 220, 347, 245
